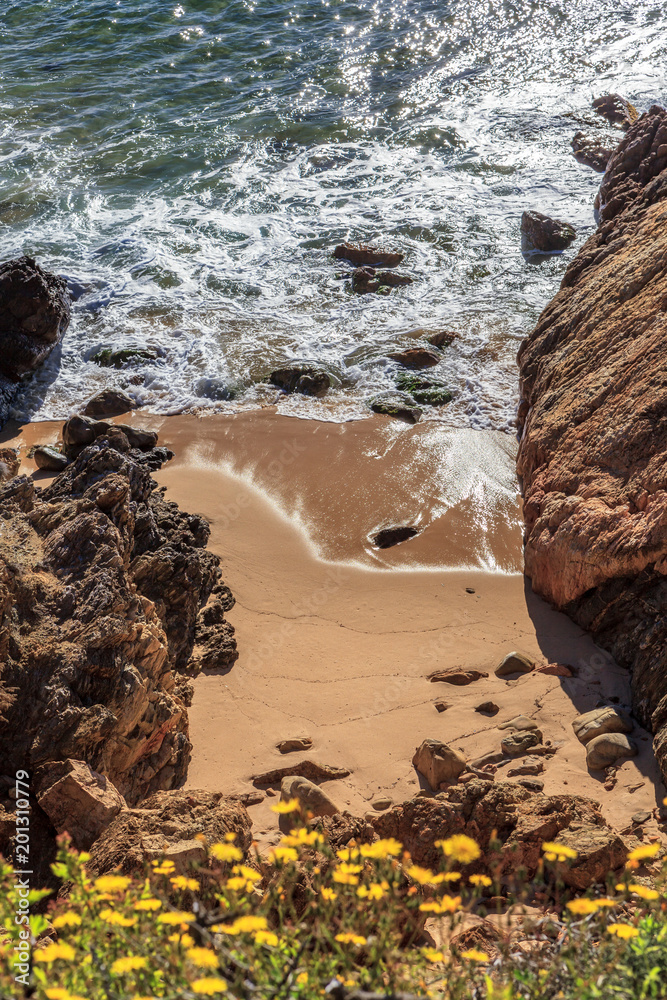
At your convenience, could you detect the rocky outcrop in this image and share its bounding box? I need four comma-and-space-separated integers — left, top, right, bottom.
89, 789, 252, 874
0, 424, 234, 812
372, 782, 628, 890
517, 105, 667, 783
0, 256, 71, 426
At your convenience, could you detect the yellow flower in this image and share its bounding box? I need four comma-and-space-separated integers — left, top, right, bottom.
406, 866, 439, 885
593, 899, 617, 909
271, 798, 301, 814
232, 865, 261, 882
151, 859, 176, 871
607, 924, 640, 939
421, 947, 445, 962
296, 972, 309, 985
93, 875, 131, 893
34, 942, 76, 963
187, 947, 219, 969
233, 915, 269, 933
359, 839, 403, 859
335, 933, 367, 946
255, 930, 279, 946
52, 911, 82, 928
211, 923, 238, 935
469, 874, 492, 887
419, 895, 461, 914
629, 883, 660, 901
100, 908, 137, 927
45, 992, 70, 1000
627, 843, 661, 863
157, 911, 196, 925
151, 862, 176, 876
442, 871, 461, 882
566, 899, 599, 915
321, 887, 338, 901
111, 956, 148, 974
615, 883, 627, 892
336, 847, 361, 862
135, 898, 162, 911
542, 842, 578, 862
210, 843, 243, 863
461, 949, 490, 962
168, 933, 195, 947
280, 828, 323, 848
191, 978, 228, 995
269, 847, 298, 864
171, 876, 200, 891
225, 877, 253, 892
436, 835, 481, 864
357, 883, 386, 900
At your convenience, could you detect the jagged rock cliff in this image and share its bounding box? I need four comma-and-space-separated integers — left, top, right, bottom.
0, 425, 236, 808
0, 256, 71, 425
517, 105, 667, 784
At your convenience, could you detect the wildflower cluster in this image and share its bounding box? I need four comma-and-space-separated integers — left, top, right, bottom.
0, 808, 666, 1000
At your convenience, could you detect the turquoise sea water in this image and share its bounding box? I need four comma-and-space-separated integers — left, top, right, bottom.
2, 1, 667, 426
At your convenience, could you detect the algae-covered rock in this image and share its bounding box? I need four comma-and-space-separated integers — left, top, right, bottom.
368, 391, 422, 424
393, 371, 453, 406
92, 346, 159, 369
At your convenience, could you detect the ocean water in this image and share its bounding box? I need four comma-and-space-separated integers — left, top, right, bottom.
2, 0, 666, 427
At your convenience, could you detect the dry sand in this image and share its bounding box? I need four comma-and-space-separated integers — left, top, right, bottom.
3, 410, 665, 848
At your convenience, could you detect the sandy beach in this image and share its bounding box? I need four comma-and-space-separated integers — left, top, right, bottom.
3, 410, 664, 849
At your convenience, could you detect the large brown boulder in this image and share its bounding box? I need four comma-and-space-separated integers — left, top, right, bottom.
89, 790, 252, 874
372, 781, 628, 890
0, 256, 71, 425
517, 106, 667, 783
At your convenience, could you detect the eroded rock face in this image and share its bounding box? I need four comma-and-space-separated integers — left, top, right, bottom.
372, 782, 628, 890
0, 428, 234, 810
0, 256, 71, 425
89, 789, 252, 874
517, 105, 667, 784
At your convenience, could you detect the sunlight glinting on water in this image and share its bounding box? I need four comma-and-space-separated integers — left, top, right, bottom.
1, 1, 666, 424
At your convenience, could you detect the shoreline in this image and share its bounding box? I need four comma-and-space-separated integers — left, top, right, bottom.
4, 409, 664, 851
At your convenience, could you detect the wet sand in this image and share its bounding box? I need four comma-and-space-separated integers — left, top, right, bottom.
3, 410, 664, 847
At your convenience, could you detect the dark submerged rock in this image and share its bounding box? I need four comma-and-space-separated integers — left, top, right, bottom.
351, 267, 413, 294
521, 211, 576, 253
92, 346, 159, 369
333, 243, 404, 268
372, 525, 420, 549
270, 364, 331, 397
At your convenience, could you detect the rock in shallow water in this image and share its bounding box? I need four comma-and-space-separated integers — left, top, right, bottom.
388, 346, 440, 369
393, 370, 453, 406
571, 131, 617, 172
372, 525, 420, 548
333, 243, 404, 268
368, 391, 422, 424
269, 364, 330, 397
521, 211, 576, 253
592, 93, 639, 130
